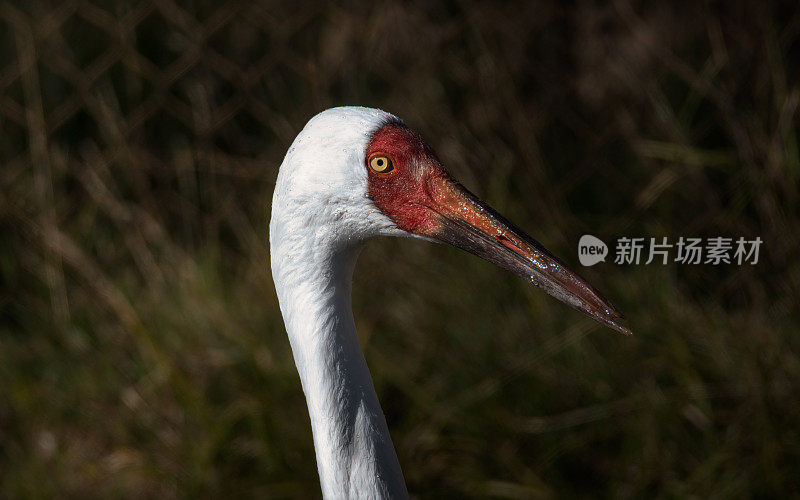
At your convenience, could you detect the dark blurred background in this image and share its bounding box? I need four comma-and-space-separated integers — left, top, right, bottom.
2, 0, 799, 497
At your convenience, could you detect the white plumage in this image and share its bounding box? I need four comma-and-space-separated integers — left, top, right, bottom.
270, 107, 409, 498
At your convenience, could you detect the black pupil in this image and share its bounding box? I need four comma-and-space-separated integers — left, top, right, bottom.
377, 159, 384, 166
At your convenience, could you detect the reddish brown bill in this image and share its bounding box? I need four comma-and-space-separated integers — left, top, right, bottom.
422, 175, 632, 336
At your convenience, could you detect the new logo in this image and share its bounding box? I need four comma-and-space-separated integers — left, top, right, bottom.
578, 235, 608, 266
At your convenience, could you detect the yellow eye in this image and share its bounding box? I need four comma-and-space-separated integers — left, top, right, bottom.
368, 155, 394, 173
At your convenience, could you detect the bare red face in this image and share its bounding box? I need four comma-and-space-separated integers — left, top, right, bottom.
364, 121, 631, 336
365, 122, 447, 235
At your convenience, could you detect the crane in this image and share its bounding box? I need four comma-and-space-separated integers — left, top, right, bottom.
269, 106, 630, 498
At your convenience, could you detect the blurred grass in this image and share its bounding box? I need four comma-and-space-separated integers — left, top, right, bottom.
1, 0, 800, 497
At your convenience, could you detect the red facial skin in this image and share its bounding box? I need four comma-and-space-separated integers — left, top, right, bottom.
365, 122, 447, 235
366, 122, 522, 249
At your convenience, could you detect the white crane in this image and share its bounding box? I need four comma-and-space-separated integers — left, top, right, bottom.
269, 107, 630, 498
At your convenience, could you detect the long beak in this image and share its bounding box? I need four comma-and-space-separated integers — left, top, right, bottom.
423, 175, 631, 336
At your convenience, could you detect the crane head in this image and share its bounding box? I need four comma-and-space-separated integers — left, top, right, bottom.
273, 107, 630, 335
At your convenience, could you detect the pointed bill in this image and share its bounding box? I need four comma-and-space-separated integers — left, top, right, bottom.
419, 175, 632, 336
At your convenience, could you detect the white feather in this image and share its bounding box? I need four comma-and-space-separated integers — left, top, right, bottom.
270, 107, 410, 498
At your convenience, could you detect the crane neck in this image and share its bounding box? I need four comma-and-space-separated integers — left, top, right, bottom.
269, 225, 408, 499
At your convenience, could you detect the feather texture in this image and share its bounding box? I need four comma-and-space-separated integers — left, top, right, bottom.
270, 107, 410, 498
